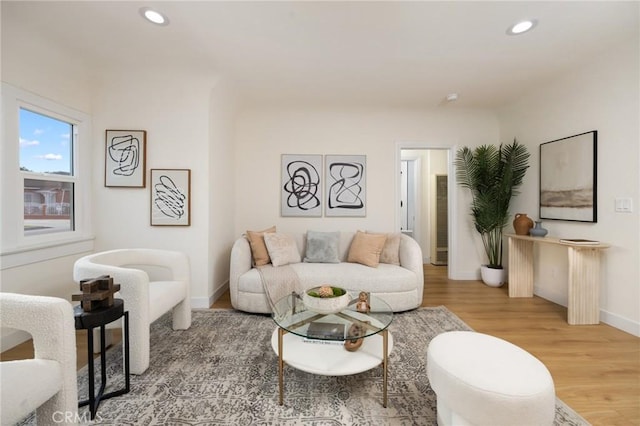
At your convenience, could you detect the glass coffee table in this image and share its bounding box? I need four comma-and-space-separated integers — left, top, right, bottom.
271, 291, 394, 407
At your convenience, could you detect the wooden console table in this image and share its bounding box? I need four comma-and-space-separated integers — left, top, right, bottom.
506, 234, 610, 325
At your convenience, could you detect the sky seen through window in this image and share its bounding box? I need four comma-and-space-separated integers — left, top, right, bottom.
19, 108, 72, 175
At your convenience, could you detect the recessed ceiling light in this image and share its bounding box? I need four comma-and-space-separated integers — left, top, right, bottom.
140, 7, 169, 26
446, 93, 459, 102
507, 19, 537, 35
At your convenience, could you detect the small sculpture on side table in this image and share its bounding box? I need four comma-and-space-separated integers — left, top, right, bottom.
356, 291, 370, 313
72, 275, 120, 312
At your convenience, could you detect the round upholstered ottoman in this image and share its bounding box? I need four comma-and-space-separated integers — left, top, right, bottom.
427, 331, 555, 426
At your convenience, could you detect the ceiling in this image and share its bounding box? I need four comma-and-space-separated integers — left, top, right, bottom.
3, 1, 638, 108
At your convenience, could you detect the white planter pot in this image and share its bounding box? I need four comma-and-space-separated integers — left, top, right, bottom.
480, 265, 506, 287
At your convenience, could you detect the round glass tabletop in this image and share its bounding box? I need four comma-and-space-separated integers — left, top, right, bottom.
271, 291, 393, 341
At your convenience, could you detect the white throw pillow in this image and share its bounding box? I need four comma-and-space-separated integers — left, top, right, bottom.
263, 233, 301, 267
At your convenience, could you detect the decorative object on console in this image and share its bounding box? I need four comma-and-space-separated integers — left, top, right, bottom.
540, 131, 597, 222
529, 221, 549, 237
513, 213, 534, 235
559, 238, 599, 245
325, 155, 366, 217
455, 140, 530, 286
150, 168, 191, 226
281, 154, 322, 217
72, 275, 121, 312
105, 129, 146, 188
303, 286, 350, 314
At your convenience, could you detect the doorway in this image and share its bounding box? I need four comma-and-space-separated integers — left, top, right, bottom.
398, 148, 450, 270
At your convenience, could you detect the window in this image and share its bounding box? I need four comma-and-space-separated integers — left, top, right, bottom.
20, 108, 76, 236
2, 83, 93, 267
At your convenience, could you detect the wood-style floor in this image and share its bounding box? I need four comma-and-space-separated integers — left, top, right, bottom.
3, 265, 639, 425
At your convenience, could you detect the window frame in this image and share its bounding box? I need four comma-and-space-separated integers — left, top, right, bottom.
1, 83, 94, 268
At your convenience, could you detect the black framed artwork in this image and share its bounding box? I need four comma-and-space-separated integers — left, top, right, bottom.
539, 131, 597, 222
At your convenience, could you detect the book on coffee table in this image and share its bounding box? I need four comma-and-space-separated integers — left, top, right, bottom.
560, 239, 600, 245
307, 322, 345, 340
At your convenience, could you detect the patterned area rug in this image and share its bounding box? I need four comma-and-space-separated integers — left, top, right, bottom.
22, 307, 589, 425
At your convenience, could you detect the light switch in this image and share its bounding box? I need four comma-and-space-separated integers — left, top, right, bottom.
615, 197, 633, 213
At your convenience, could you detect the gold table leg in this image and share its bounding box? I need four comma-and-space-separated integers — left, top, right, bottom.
278, 327, 284, 405
382, 329, 388, 408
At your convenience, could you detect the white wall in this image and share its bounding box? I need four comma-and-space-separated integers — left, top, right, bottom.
2, 7, 237, 311
497, 37, 640, 335
90, 67, 224, 307
234, 106, 499, 279
1, 15, 95, 349
208, 79, 239, 303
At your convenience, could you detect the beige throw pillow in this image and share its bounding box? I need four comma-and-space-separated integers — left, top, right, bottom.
378, 232, 401, 265
347, 231, 387, 268
246, 226, 276, 266
263, 233, 301, 267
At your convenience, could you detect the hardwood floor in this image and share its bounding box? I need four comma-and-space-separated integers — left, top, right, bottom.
3, 264, 638, 425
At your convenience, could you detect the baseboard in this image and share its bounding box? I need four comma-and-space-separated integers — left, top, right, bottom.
450, 270, 482, 280
191, 280, 230, 309
191, 296, 213, 309
535, 288, 640, 337
600, 309, 640, 337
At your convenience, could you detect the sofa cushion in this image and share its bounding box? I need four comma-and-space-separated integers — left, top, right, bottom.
304, 231, 340, 263
238, 263, 418, 295
264, 233, 301, 267
347, 231, 387, 267
292, 263, 418, 293
246, 226, 276, 266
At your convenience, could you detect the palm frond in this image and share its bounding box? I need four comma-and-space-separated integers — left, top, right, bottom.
455, 139, 530, 267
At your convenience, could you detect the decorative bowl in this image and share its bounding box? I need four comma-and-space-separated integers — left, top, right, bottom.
302, 286, 350, 315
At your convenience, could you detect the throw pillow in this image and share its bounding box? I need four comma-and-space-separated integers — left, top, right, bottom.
246, 226, 276, 266
263, 233, 301, 267
377, 232, 401, 265
304, 231, 340, 263
347, 231, 387, 268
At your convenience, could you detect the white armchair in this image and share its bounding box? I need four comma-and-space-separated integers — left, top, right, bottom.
0, 292, 78, 425
73, 249, 191, 375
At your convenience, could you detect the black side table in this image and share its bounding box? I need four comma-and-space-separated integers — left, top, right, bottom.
74, 298, 130, 420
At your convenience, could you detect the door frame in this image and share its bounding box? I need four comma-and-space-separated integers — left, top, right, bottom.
400, 155, 422, 244
395, 142, 457, 279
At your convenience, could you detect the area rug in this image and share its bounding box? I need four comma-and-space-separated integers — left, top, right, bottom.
22, 306, 589, 425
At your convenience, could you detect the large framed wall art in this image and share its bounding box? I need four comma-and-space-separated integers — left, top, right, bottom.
105, 129, 146, 187
539, 131, 597, 222
325, 154, 366, 217
281, 154, 322, 217
150, 168, 191, 226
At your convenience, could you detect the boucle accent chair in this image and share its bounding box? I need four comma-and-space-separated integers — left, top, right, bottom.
427, 331, 556, 426
73, 249, 191, 375
0, 292, 78, 425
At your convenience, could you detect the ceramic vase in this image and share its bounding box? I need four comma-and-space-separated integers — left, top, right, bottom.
529, 221, 548, 237
513, 213, 534, 235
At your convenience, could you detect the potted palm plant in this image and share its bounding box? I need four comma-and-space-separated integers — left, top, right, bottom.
455, 140, 530, 286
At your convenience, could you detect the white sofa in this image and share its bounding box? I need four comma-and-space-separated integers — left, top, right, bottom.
230, 231, 424, 313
